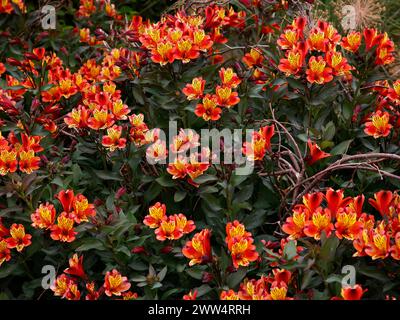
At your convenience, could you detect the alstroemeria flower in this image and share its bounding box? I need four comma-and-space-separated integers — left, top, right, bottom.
182, 229, 212, 266
242, 48, 264, 68
6, 224, 32, 252
103, 269, 131, 297
341, 284, 367, 300
195, 94, 222, 121
50, 214, 77, 243
143, 202, 167, 228
306, 56, 333, 84
182, 77, 205, 100
64, 254, 86, 279
219, 67, 241, 88
364, 110, 392, 138
341, 31, 361, 52
215, 85, 240, 107
304, 208, 334, 240
306, 139, 330, 165
101, 125, 127, 152
31, 203, 56, 229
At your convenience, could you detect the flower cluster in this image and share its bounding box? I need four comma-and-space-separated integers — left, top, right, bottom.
220, 269, 293, 300
0, 131, 42, 175
352, 191, 400, 260
143, 202, 196, 241
225, 220, 259, 269
283, 188, 361, 240
0, 222, 31, 266
278, 18, 354, 84
283, 189, 400, 261
51, 254, 136, 300
365, 79, 400, 139
165, 129, 211, 186
242, 125, 275, 161
76, 0, 122, 20
135, 5, 245, 65
188, 68, 241, 121
31, 189, 96, 242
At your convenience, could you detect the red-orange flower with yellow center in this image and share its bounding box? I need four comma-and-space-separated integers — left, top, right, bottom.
341, 31, 361, 53
72, 194, 96, 223
335, 208, 362, 240
143, 202, 167, 228
215, 85, 240, 107
182, 229, 212, 266
242, 48, 264, 68
194, 94, 222, 121
304, 208, 334, 240
103, 269, 131, 297
277, 29, 298, 50
50, 214, 77, 243
171, 213, 196, 235
230, 237, 259, 269
101, 125, 126, 152
167, 156, 188, 179
219, 67, 241, 88
278, 49, 304, 76
104, 269, 131, 297
51, 274, 72, 298
182, 77, 205, 100
154, 217, 182, 241
151, 42, 175, 66
364, 222, 390, 260
242, 125, 275, 161
18, 150, 40, 174
193, 30, 213, 52
282, 206, 308, 239
175, 39, 199, 63
0, 149, 17, 175
6, 223, 32, 252
306, 56, 333, 84
31, 203, 56, 229
64, 106, 89, 129
364, 111, 392, 138
110, 99, 130, 120
326, 51, 352, 76
87, 108, 114, 130
307, 29, 327, 52
268, 283, 289, 300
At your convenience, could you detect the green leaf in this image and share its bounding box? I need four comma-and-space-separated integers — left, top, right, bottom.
92, 170, 122, 181
226, 268, 247, 288
283, 240, 297, 260
174, 190, 187, 202
192, 174, 218, 184
76, 239, 106, 252
156, 175, 176, 187
330, 140, 353, 155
